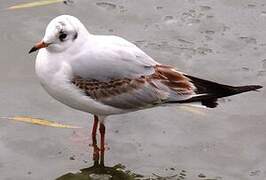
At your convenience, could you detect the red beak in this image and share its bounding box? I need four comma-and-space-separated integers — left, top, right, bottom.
29, 41, 49, 54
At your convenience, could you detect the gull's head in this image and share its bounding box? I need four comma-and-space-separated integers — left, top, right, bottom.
29, 15, 87, 53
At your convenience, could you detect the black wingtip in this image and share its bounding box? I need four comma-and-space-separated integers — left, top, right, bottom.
234, 85, 263, 94
254, 85, 263, 90
253, 85, 263, 92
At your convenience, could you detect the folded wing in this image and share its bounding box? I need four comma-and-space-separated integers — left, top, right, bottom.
72, 64, 262, 110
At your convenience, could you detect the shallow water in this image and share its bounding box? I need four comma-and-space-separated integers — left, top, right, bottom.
0, 0, 266, 180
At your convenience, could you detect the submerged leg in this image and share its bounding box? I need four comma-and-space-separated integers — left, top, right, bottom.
99, 122, 106, 167
92, 115, 99, 166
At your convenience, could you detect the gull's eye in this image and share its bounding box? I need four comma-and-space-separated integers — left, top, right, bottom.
59, 33, 67, 41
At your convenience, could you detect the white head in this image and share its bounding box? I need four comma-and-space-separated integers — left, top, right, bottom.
29, 15, 88, 53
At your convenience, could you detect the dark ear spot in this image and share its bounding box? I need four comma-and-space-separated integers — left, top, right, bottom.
73, 32, 78, 40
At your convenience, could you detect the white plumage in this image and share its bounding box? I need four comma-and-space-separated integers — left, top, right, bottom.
30, 15, 262, 166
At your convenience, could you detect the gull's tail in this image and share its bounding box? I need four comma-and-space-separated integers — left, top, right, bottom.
176, 75, 263, 108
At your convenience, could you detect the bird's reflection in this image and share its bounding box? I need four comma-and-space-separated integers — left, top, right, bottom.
56, 163, 144, 180
56, 163, 220, 180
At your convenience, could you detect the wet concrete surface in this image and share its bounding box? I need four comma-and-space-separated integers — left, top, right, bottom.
0, 0, 266, 179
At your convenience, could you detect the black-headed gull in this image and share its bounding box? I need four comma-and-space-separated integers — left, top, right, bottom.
29, 15, 262, 166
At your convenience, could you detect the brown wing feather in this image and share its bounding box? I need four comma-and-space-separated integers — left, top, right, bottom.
153, 65, 195, 95
72, 76, 142, 100
72, 65, 195, 99
71, 64, 196, 109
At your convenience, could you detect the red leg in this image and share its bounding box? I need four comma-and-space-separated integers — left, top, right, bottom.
99, 122, 105, 166
92, 115, 99, 166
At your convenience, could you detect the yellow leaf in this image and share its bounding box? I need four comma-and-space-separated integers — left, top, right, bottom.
7, 0, 64, 10
1, 116, 81, 129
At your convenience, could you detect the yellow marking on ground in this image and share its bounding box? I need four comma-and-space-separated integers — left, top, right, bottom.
1, 116, 81, 129
7, 0, 64, 10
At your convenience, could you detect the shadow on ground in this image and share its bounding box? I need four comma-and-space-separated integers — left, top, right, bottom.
56, 163, 220, 180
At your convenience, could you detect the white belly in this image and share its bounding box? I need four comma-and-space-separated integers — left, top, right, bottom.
41, 80, 124, 115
